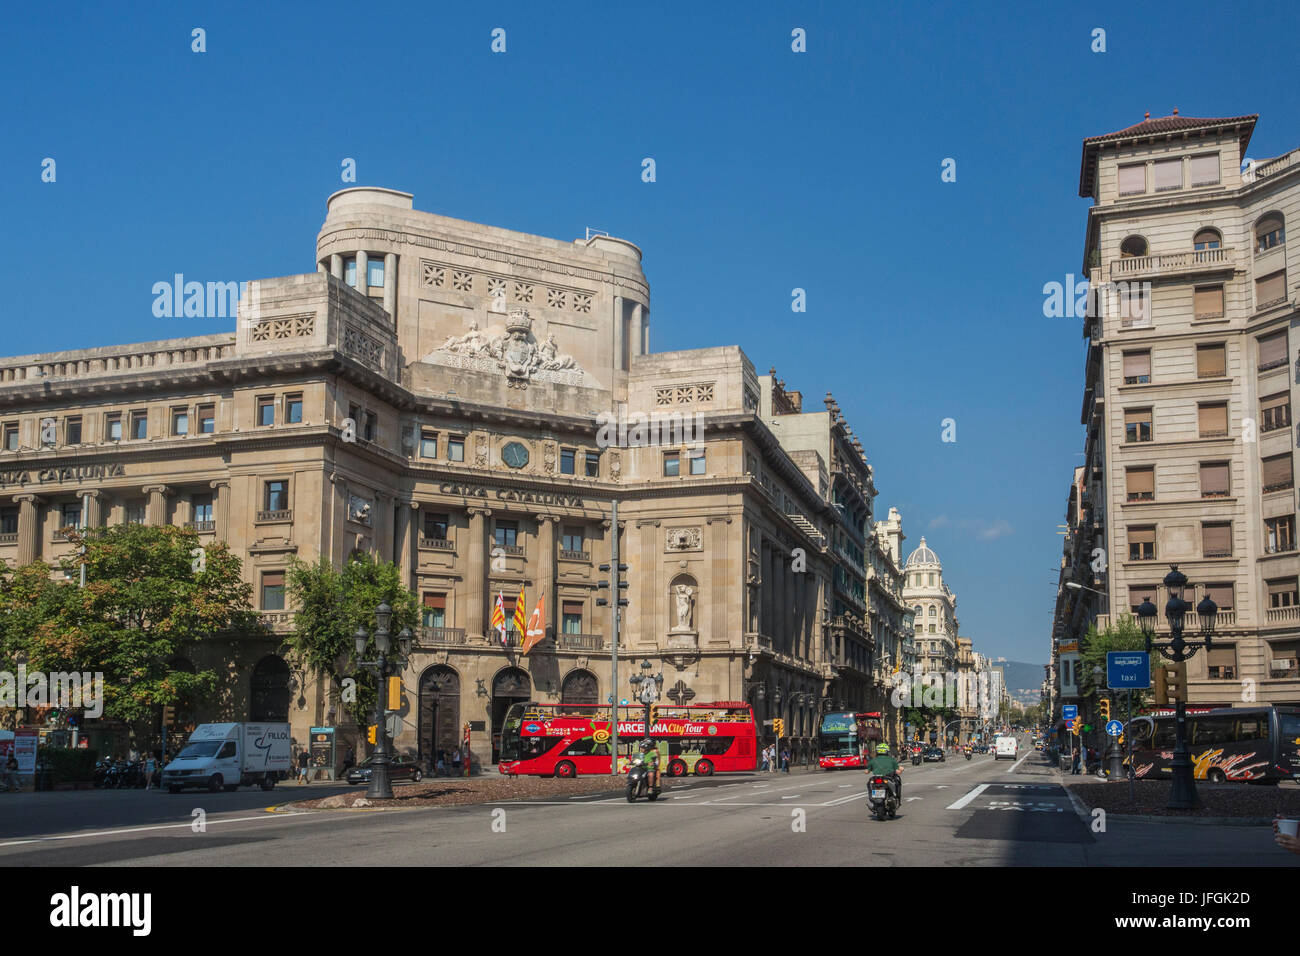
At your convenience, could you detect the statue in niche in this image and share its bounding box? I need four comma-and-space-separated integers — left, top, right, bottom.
673, 584, 695, 631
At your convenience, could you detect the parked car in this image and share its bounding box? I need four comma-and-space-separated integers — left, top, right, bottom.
346, 753, 424, 786
923, 747, 946, 762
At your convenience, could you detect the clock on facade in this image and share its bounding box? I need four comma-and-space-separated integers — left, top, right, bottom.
501, 441, 530, 469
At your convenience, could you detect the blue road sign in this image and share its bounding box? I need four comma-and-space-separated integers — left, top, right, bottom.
1062, 704, 1077, 720
1107, 651, 1151, 690
1106, 720, 1123, 737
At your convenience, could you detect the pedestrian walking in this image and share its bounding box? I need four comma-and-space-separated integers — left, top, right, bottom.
436, 750, 447, 777
452, 747, 462, 775
768, 745, 778, 773
780, 747, 790, 773
144, 753, 157, 790
298, 748, 311, 785
3, 752, 19, 792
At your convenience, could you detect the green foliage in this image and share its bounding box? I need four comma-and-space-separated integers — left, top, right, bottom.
37, 745, 99, 784
0, 524, 256, 724
283, 553, 419, 728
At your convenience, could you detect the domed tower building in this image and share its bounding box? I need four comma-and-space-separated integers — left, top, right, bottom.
902, 537, 959, 679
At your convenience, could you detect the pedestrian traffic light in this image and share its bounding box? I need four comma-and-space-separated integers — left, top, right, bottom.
1099, 699, 1110, 721
162, 705, 176, 725
367, 725, 377, 745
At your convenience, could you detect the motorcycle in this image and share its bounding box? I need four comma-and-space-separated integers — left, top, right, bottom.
964, 749, 972, 761
92, 758, 113, 788
910, 748, 922, 766
625, 757, 660, 803
867, 774, 899, 821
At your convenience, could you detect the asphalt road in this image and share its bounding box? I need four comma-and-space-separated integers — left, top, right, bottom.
1, 746, 1291, 866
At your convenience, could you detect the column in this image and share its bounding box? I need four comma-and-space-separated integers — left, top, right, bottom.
15, 494, 42, 565
82, 490, 104, 529
612, 295, 624, 371
536, 515, 557, 637
776, 548, 788, 651
356, 250, 368, 294
761, 543, 773, 637
383, 253, 397, 319
143, 485, 171, 526
330, 254, 343, 279
209, 480, 229, 540
373, 492, 392, 562
630, 302, 644, 359
466, 508, 490, 639
396, 502, 416, 591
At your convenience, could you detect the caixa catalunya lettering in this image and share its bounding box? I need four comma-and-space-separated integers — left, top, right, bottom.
438, 483, 583, 508
0, 463, 126, 489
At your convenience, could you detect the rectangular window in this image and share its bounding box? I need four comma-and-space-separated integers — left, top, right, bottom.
1119, 286, 1149, 327
348, 403, 360, 428
106, 414, 122, 442
1199, 462, 1229, 498
367, 258, 384, 288
1189, 153, 1220, 187
130, 410, 148, 440
171, 407, 189, 436
1196, 343, 1226, 377
1129, 585, 1158, 613
1153, 157, 1182, 192
1197, 403, 1228, 438
1263, 453, 1294, 493
2, 422, 17, 451
1268, 578, 1298, 609
1262, 393, 1291, 433
562, 601, 583, 635
1203, 583, 1233, 612
448, 436, 464, 462
560, 448, 575, 475
1124, 408, 1152, 443
1128, 526, 1156, 561
1118, 163, 1146, 196
420, 430, 438, 458
192, 494, 213, 523
1256, 270, 1286, 309
1125, 466, 1154, 502
690, 449, 707, 475
125, 500, 146, 525
0, 507, 17, 535
363, 411, 376, 441
60, 504, 81, 531
261, 572, 286, 611
663, 452, 680, 477
285, 394, 303, 424
198, 405, 215, 434
422, 512, 449, 541
1257, 223, 1285, 253
344, 257, 357, 288
1206, 645, 1236, 680
1122, 350, 1150, 385
561, 526, 584, 552
494, 520, 519, 548
1259, 331, 1287, 371
585, 451, 600, 477
422, 593, 447, 629
257, 397, 274, 427
1266, 515, 1295, 554
1202, 522, 1232, 558
265, 480, 289, 512
65, 417, 82, 445
1193, 285, 1224, 320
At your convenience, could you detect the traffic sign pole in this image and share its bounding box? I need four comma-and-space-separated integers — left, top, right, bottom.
1126, 690, 1133, 802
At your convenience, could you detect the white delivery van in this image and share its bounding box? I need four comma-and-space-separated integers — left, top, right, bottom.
994, 735, 1018, 760
161, 722, 291, 793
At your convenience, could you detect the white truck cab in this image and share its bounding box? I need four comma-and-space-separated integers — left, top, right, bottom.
161, 722, 291, 793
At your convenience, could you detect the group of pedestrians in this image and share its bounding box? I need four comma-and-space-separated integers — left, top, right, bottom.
431, 747, 465, 776
758, 744, 790, 773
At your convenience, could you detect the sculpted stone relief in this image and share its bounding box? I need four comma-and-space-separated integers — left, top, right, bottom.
429, 309, 584, 388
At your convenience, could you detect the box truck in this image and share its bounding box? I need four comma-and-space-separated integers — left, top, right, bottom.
160, 722, 292, 793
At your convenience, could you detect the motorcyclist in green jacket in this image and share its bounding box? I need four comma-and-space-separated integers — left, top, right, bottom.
864, 743, 901, 799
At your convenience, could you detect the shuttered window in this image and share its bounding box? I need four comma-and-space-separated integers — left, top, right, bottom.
423, 593, 447, 609
1268, 578, 1298, 608
1129, 586, 1158, 612
1126, 467, 1154, 501
1153, 158, 1183, 191
1119, 286, 1149, 326
1128, 526, 1156, 560
1199, 462, 1229, 498
1189, 153, 1220, 186
1261, 393, 1290, 432
1197, 403, 1228, 438
1201, 523, 1232, 558
1118, 164, 1146, 195
1196, 343, 1225, 377
1258, 331, 1287, 370
261, 572, 285, 611
1123, 351, 1150, 384
1257, 270, 1286, 308
422, 593, 446, 628
1263, 454, 1294, 493
1124, 408, 1152, 443
1203, 584, 1234, 611
1206, 644, 1235, 679
1194, 286, 1224, 319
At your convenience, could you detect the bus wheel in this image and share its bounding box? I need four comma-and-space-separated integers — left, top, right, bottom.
694, 760, 714, 777
555, 761, 577, 779
1207, 768, 1227, 784
668, 760, 687, 777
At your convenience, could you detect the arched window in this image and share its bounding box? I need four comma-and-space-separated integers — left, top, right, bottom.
1120, 236, 1148, 258
928, 606, 937, 617
1256, 214, 1285, 253
561, 669, 599, 707
1193, 228, 1222, 251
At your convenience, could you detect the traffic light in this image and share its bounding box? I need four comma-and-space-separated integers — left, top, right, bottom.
1153, 661, 1187, 705
387, 676, 402, 711
774, 718, 785, 738
162, 705, 176, 725
1099, 699, 1110, 721
367, 725, 377, 745
596, 563, 630, 607
649, 705, 659, 726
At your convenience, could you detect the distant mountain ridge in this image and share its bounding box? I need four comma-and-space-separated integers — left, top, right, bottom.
993, 660, 1044, 695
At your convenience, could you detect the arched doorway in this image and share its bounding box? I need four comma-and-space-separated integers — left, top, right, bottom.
418, 665, 460, 772
250, 655, 290, 722
491, 667, 531, 762
561, 669, 598, 707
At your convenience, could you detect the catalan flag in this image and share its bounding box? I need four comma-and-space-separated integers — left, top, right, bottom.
491, 591, 506, 644
513, 588, 528, 636
522, 592, 546, 656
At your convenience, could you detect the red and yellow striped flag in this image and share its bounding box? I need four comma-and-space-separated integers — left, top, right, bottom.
513, 588, 528, 636
491, 591, 506, 643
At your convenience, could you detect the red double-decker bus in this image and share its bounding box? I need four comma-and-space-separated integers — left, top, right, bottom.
817, 711, 883, 769
498, 701, 758, 778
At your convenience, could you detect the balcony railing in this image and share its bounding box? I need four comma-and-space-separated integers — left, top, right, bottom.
1266, 605, 1300, 625
1270, 659, 1298, 677
185, 520, 216, 533
1264, 543, 1297, 555
1202, 548, 1232, 559
558, 549, 590, 562
419, 537, 455, 551
749, 634, 774, 653
260, 611, 294, 632
558, 633, 603, 651
1258, 357, 1288, 373
1263, 481, 1294, 494
1248, 149, 1300, 182
498, 544, 525, 557
257, 509, 293, 522
415, 626, 467, 646
0, 533, 16, 544
1126, 492, 1154, 502
1109, 247, 1234, 279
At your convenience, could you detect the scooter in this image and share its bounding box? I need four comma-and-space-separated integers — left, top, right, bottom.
910, 748, 922, 766
625, 757, 660, 803
867, 774, 899, 821
964, 749, 972, 761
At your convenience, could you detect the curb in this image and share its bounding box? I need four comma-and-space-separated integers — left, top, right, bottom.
1100, 813, 1276, 827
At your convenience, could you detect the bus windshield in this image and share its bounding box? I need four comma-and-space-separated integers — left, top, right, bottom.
499, 703, 526, 761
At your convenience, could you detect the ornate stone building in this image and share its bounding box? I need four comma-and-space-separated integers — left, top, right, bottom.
0, 187, 893, 768
903, 537, 959, 677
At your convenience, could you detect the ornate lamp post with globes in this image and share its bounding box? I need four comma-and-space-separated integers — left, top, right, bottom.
353, 602, 412, 801
1135, 564, 1217, 810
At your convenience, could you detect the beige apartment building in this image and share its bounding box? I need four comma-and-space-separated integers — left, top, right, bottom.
1064, 111, 1300, 707
0, 187, 902, 768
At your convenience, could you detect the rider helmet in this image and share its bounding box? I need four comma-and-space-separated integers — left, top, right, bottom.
876, 743, 890, 755
640, 738, 653, 752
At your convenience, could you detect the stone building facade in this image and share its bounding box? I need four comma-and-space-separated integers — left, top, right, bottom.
0, 187, 906, 768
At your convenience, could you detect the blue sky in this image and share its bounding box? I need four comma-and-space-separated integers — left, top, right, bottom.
3, 1, 1298, 665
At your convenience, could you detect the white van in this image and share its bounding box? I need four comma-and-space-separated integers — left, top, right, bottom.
161, 723, 291, 793
994, 735, 1018, 760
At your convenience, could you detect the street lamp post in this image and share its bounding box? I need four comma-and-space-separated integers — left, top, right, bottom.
1136, 564, 1217, 810
629, 659, 663, 737
353, 602, 412, 801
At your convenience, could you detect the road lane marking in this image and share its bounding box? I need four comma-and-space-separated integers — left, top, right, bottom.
781, 795, 800, 799
1008, 752, 1032, 773
945, 784, 989, 811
